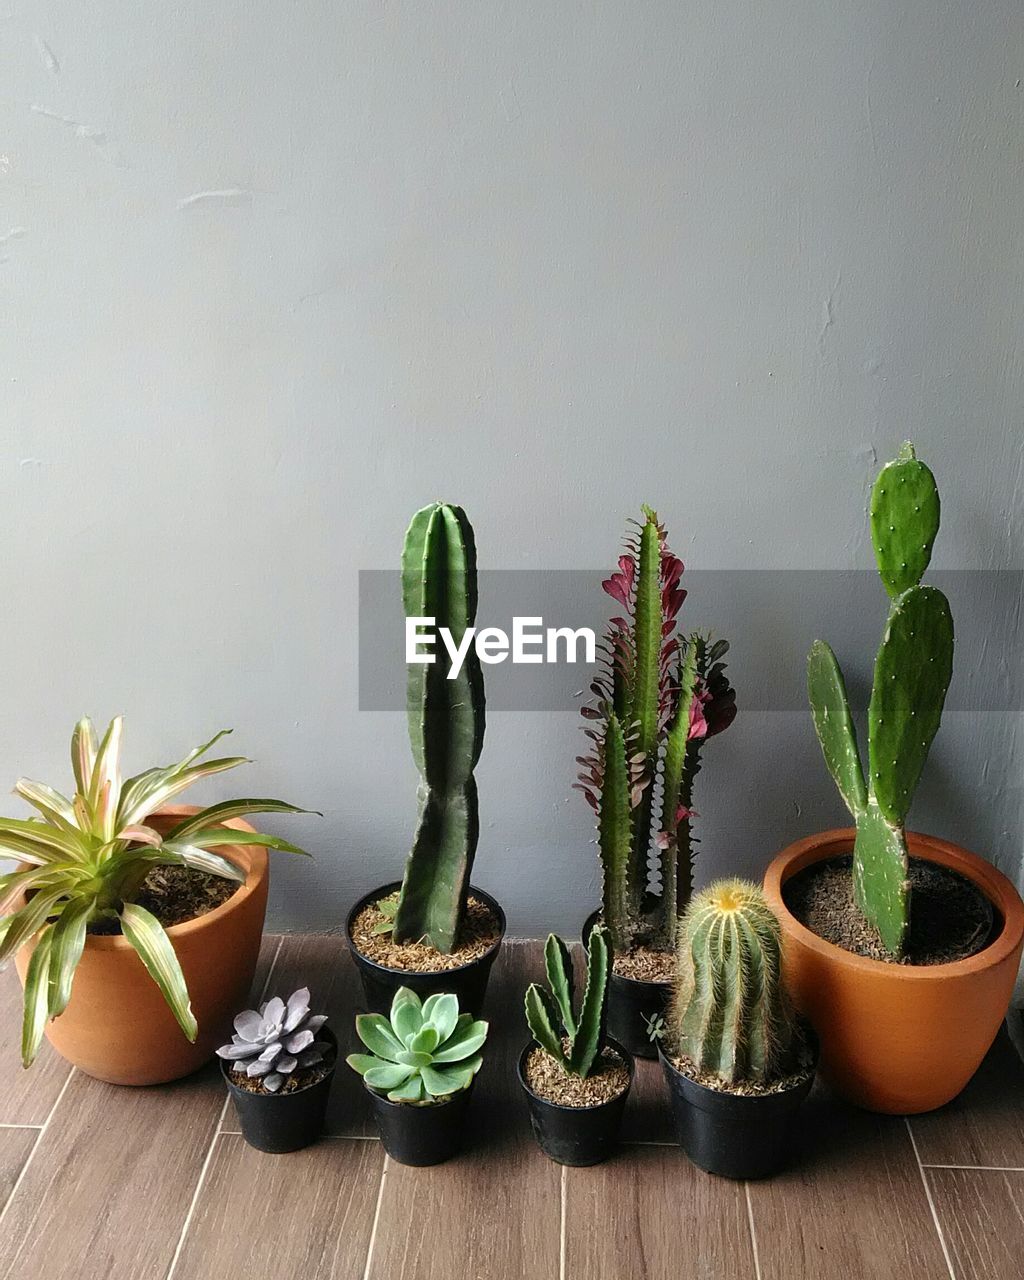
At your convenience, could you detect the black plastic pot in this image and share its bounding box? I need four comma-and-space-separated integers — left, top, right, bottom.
582, 911, 671, 1060
517, 1039, 633, 1166
346, 882, 506, 1018
659, 1038, 817, 1179
367, 1080, 474, 1165
222, 1028, 337, 1154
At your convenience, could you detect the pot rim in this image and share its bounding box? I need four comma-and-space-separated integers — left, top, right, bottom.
516, 1036, 635, 1112
764, 827, 1024, 980
221, 1026, 338, 1099
657, 1033, 818, 1105
71, 805, 267, 952
581, 910, 673, 993
362, 1075, 475, 1112
345, 880, 506, 977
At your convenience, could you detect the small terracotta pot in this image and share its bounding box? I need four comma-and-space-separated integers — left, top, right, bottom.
764, 828, 1024, 1114
15, 806, 269, 1086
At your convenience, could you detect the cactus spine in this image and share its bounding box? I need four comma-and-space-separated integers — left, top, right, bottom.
807, 443, 954, 955
525, 927, 611, 1078
668, 880, 798, 1085
393, 503, 486, 954
576, 509, 736, 954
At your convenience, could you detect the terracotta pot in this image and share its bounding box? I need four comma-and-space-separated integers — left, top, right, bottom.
764, 828, 1024, 1114
15, 806, 269, 1086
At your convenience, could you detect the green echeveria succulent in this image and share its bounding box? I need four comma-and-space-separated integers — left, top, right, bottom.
346, 987, 488, 1104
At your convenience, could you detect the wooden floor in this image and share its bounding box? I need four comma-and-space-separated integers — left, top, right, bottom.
0, 937, 1022, 1279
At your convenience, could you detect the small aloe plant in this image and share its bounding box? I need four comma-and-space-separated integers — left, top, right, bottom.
347, 987, 488, 1103
216, 988, 331, 1093
524, 926, 611, 1079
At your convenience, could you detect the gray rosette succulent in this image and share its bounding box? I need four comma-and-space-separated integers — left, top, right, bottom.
217, 987, 330, 1093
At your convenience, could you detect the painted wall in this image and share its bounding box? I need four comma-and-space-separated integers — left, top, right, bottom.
1, 2, 1021, 935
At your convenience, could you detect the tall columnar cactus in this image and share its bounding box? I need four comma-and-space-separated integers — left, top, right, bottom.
668, 880, 798, 1085
807, 443, 954, 955
576, 508, 736, 954
525, 926, 611, 1078
393, 503, 486, 954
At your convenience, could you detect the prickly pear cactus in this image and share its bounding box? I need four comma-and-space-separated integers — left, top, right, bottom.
668, 880, 798, 1085
393, 503, 486, 954
806, 444, 954, 955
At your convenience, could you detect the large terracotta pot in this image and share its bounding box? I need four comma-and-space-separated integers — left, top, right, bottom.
15, 806, 269, 1086
764, 828, 1024, 1114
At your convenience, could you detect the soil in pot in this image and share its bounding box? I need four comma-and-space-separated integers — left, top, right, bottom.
223, 1030, 337, 1154
784, 855, 996, 965
87, 866, 237, 934
350, 891, 501, 972
519, 1040, 633, 1166
347, 883, 505, 1017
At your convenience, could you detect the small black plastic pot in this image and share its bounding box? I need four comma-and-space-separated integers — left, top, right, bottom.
659, 1038, 817, 1179
222, 1028, 337, 1154
366, 1081, 474, 1166
582, 911, 671, 1060
346, 881, 506, 1018
517, 1039, 634, 1166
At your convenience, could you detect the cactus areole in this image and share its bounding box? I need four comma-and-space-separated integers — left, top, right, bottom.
576, 507, 736, 957
393, 503, 487, 955
807, 443, 954, 956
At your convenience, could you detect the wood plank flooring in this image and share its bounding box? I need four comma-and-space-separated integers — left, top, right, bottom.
0, 936, 1021, 1278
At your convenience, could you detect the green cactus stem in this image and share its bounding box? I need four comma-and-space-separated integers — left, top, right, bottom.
668, 880, 798, 1085
576, 509, 736, 955
806, 444, 954, 955
525, 927, 611, 1078
393, 503, 486, 954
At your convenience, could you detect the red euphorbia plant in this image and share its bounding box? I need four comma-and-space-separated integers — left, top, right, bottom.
575, 507, 736, 954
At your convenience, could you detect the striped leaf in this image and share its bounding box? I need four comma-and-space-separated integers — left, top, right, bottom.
119, 904, 197, 1042
47, 896, 94, 1018
22, 926, 54, 1067
165, 799, 317, 842
0, 889, 67, 967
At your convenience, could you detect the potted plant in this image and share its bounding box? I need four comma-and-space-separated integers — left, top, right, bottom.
0, 716, 314, 1084
659, 880, 816, 1180
518, 926, 633, 1166
347, 986, 488, 1165
764, 443, 1024, 1113
577, 506, 736, 1056
345, 503, 505, 1016
218, 987, 337, 1153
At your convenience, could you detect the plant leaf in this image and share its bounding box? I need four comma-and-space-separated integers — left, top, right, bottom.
21, 926, 53, 1067
159, 843, 246, 882
71, 717, 99, 799
432, 1018, 488, 1062
543, 934, 576, 1038
387, 1075, 426, 1102
169, 829, 310, 857
164, 800, 319, 841
0, 889, 68, 967
525, 985, 565, 1063
421, 992, 459, 1044
46, 895, 94, 1018
363, 1061, 416, 1091
354, 1014, 405, 1062
119, 903, 197, 1042
14, 780, 79, 833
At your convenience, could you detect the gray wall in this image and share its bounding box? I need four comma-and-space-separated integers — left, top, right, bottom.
2, 2, 1021, 936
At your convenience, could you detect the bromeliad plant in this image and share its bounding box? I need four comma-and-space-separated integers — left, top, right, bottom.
390, 503, 486, 954
807, 443, 954, 954
668, 880, 800, 1085
0, 716, 314, 1066
347, 987, 488, 1103
525, 926, 611, 1079
576, 507, 736, 955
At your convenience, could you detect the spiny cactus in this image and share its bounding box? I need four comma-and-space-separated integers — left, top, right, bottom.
668, 880, 798, 1085
393, 503, 486, 954
524, 927, 611, 1079
576, 508, 736, 954
808, 443, 954, 954
347, 987, 488, 1103
217, 989, 331, 1093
